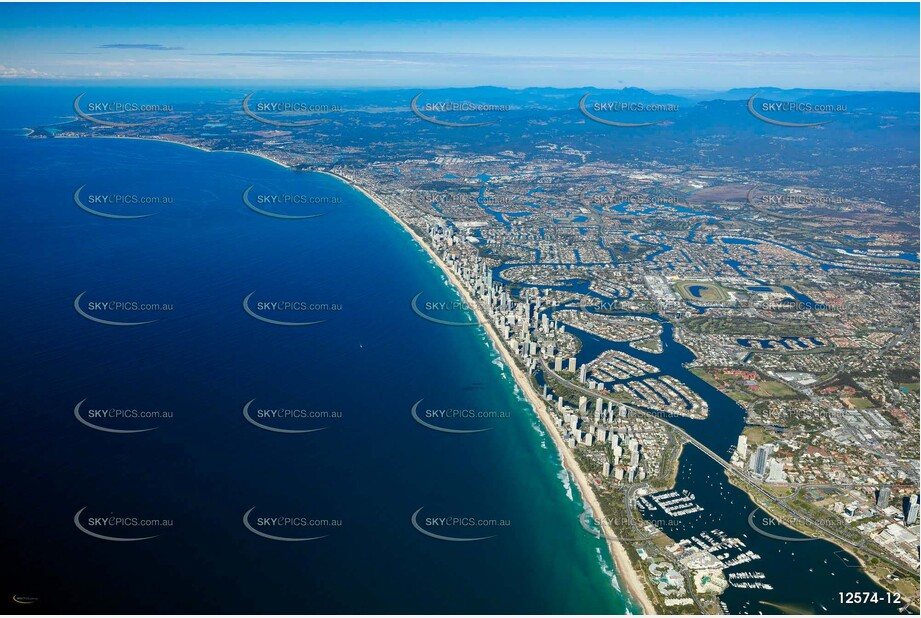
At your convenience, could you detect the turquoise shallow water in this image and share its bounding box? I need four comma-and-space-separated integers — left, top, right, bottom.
0, 122, 636, 613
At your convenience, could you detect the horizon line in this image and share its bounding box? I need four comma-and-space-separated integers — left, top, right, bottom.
1, 79, 918, 95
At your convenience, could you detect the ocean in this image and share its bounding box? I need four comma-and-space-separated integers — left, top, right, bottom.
0, 87, 635, 614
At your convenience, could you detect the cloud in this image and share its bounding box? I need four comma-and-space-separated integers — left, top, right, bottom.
98, 43, 184, 51
0, 64, 50, 78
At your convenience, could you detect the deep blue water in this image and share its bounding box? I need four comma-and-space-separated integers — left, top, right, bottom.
0, 113, 635, 613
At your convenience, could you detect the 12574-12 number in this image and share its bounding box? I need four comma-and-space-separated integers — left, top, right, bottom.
839, 592, 901, 605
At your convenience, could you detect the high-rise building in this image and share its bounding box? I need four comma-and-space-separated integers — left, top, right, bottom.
579, 364, 587, 384
766, 459, 786, 484
567, 357, 576, 373
751, 445, 769, 477
877, 486, 891, 509
578, 396, 587, 413
554, 356, 562, 372
906, 495, 919, 526
736, 435, 748, 460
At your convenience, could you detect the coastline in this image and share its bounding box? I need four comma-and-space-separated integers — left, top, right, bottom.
56, 134, 293, 169
58, 133, 657, 613
322, 169, 658, 616
44, 127, 917, 615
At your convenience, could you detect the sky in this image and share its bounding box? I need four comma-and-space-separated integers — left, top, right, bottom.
0, 3, 918, 91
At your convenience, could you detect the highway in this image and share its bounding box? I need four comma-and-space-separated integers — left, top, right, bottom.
538, 357, 916, 574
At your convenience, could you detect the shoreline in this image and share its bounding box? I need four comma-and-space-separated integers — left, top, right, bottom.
323, 169, 658, 616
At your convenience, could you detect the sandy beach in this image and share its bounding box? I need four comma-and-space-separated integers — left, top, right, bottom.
326, 170, 658, 615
